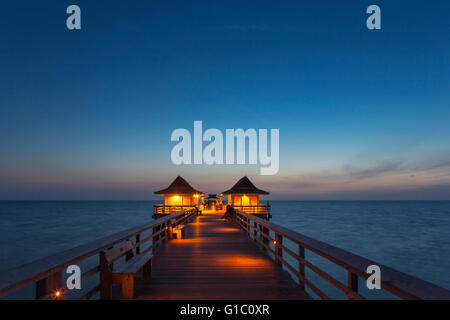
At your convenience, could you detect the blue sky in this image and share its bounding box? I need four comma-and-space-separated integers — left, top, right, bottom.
0, 0, 449, 200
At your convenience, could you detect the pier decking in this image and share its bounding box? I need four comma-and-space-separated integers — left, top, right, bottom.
132, 214, 310, 300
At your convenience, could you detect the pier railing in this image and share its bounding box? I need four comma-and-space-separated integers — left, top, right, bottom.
153, 205, 197, 216
234, 210, 450, 300
231, 204, 271, 218
0, 209, 198, 300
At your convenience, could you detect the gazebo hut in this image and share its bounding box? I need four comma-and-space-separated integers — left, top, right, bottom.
221, 176, 270, 218
153, 176, 203, 217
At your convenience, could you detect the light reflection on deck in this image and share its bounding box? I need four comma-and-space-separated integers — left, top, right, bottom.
132, 214, 310, 300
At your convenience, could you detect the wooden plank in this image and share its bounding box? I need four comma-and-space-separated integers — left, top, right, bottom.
105, 241, 135, 263
132, 214, 310, 300
114, 253, 153, 275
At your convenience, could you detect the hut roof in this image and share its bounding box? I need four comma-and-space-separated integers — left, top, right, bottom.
221, 176, 269, 195
154, 176, 203, 195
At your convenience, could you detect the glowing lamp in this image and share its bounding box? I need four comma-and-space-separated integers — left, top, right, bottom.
193, 194, 199, 198
173, 195, 180, 200
54, 290, 62, 300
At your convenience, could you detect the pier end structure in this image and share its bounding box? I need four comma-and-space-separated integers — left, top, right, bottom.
222, 176, 271, 219
153, 176, 204, 218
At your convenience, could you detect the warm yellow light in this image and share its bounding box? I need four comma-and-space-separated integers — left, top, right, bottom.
193, 194, 199, 198
173, 195, 180, 200
213, 228, 239, 233
219, 256, 270, 267
273, 240, 277, 245
54, 290, 62, 299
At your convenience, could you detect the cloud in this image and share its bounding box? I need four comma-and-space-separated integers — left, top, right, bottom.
343, 160, 404, 180
415, 158, 450, 171
268, 183, 450, 200
310, 184, 450, 200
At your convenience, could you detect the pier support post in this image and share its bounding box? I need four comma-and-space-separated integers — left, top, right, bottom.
262, 226, 269, 248
99, 252, 112, 300
245, 217, 249, 234
167, 220, 173, 240
136, 234, 141, 255
163, 222, 168, 242
347, 271, 359, 300
152, 226, 158, 250
298, 245, 305, 288
275, 233, 283, 266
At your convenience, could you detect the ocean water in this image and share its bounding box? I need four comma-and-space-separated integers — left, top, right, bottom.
0, 200, 449, 299
270, 201, 450, 299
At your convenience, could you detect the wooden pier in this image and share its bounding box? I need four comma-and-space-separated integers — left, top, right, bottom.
1, 209, 449, 300
133, 214, 309, 300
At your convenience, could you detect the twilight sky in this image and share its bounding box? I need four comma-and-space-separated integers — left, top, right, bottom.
0, 0, 449, 200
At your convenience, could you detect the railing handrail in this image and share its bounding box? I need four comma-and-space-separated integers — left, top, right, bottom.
232, 203, 270, 207
235, 210, 450, 300
0, 210, 192, 298
153, 205, 197, 207
231, 205, 270, 209
153, 205, 199, 216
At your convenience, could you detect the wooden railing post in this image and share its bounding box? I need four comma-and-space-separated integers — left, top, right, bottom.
275, 233, 283, 266
246, 217, 250, 234
152, 226, 157, 251
253, 221, 257, 240
262, 226, 269, 247
135, 234, 141, 255
167, 220, 173, 240
35, 271, 62, 299
162, 223, 166, 242
99, 251, 112, 300
347, 271, 358, 300
298, 245, 305, 288
257, 225, 265, 251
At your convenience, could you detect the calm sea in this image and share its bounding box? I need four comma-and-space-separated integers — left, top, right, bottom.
0, 200, 449, 299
